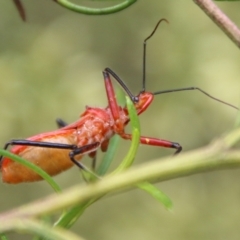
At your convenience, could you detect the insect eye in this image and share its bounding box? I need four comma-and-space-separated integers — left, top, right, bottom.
132, 96, 139, 103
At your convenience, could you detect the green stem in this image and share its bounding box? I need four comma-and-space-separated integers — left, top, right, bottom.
1, 133, 240, 222
1, 218, 84, 240
2, 124, 240, 228
53, 0, 137, 15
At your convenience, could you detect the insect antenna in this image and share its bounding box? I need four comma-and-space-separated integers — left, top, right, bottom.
142, 18, 169, 92
153, 87, 239, 110
142, 19, 239, 111
105, 19, 169, 104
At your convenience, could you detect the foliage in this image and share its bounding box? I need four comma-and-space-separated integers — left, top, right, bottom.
1, 0, 240, 239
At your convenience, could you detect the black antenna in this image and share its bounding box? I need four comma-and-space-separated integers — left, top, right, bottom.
142, 19, 239, 111
142, 18, 169, 92
153, 87, 239, 110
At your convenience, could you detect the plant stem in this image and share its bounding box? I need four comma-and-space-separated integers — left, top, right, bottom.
193, 0, 240, 48
53, 0, 137, 15
1, 127, 240, 223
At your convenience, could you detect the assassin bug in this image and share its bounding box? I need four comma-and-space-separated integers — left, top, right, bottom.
0, 19, 238, 184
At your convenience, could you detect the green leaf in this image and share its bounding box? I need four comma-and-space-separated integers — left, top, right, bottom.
0, 233, 8, 240
97, 135, 120, 176
113, 96, 140, 173
137, 182, 173, 210
97, 89, 125, 176
55, 95, 141, 228
0, 149, 61, 193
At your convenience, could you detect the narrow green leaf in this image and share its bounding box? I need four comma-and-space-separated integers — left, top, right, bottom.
0, 233, 8, 240
3, 218, 85, 240
0, 150, 61, 193
113, 96, 140, 172
55, 96, 141, 228
97, 135, 120, 176
137, 182, 173, 210
234, 109, 240, 128
127, 96, 141, 132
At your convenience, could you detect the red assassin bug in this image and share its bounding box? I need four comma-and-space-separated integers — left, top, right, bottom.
0, 19, 238, 184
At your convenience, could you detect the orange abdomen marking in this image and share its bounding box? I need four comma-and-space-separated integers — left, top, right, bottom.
1, 147, 80, 183
1, 132, 81, 183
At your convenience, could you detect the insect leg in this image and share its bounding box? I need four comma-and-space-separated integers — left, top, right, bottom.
88, 151, 97, 170
55, 118, 99, 169
0, 140, 100, 161
69, 142, 100, 170
88, 139, 111, 170
0, 140, 78, 167
56, 118, 68, 128
55, 119, 100, 170
120, 133, 182, 154
102, 70, 120, 121
2, 139, 76, 151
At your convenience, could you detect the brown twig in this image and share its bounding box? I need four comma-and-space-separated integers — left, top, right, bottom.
193, 0, 240, 48
12, 0, 26, 21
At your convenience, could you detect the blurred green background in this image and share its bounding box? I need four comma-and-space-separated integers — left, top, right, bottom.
1, 0, 240, 239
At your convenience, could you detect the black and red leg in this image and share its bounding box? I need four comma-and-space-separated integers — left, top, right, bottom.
0, 139, 100, 170
120, 133, 182, 154
102, 68, 182, 154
